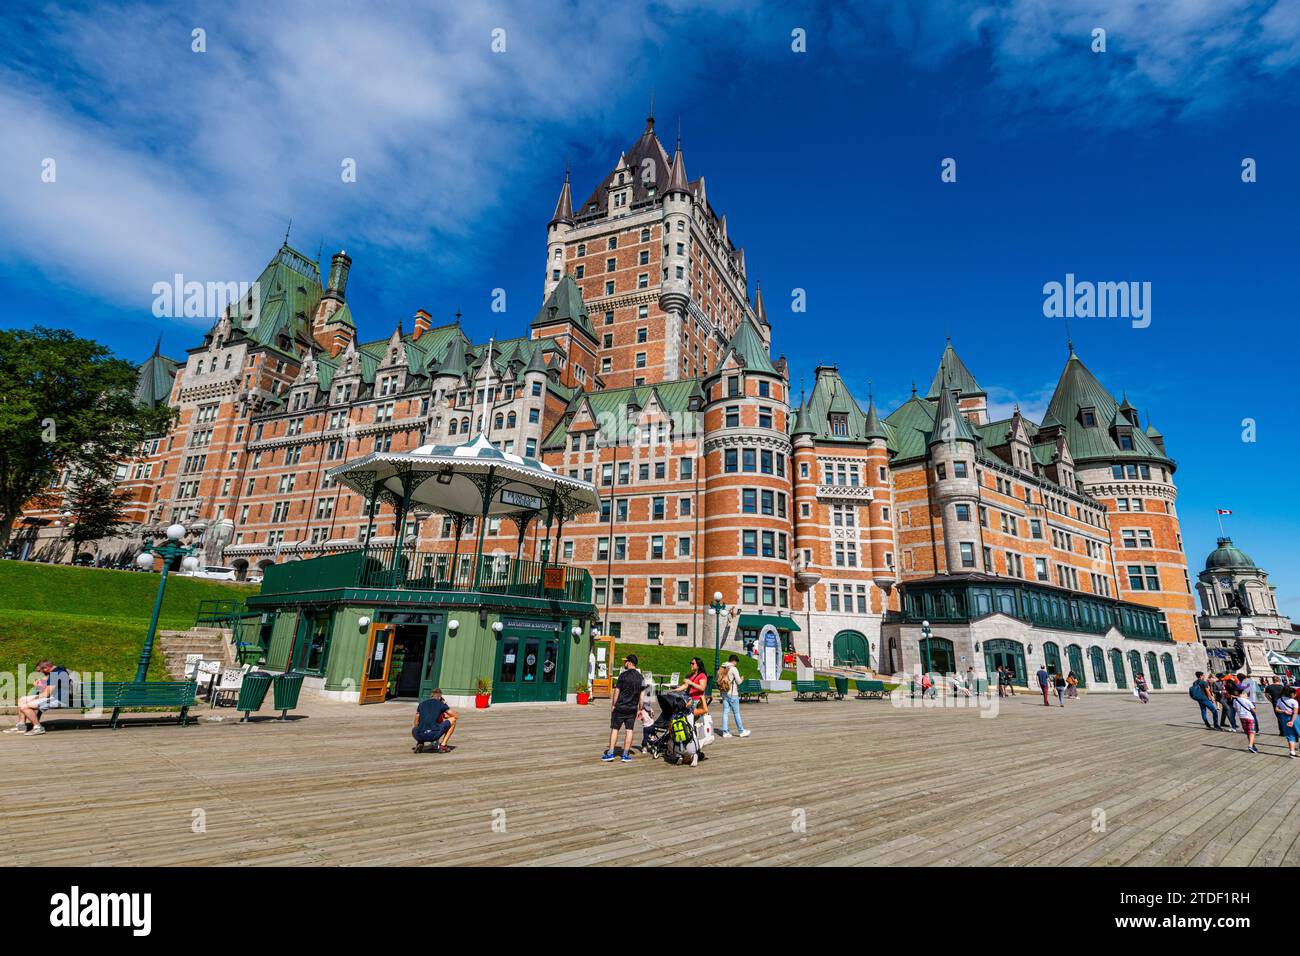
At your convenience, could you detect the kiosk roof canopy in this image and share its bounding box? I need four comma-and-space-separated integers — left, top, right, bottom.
326, 434, 600, 519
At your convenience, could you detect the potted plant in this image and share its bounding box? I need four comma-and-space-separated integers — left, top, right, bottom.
574, 681, 590, 706
474, 676, 491, 709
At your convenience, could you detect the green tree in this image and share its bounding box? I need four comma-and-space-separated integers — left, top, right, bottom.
65, 467, 131, 559
0, 327, 170, 551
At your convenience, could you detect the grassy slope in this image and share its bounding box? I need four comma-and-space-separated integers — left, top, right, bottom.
613, 642, 761, 683
0, 562, 256, 682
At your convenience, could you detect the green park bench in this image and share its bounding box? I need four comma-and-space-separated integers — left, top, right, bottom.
70, 681, 198, 729
855, 679, 888, 699
738, 679, 767, 702
794, 680, 831, 701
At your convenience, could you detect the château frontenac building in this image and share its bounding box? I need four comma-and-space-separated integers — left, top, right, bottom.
17, 113, 1205, 688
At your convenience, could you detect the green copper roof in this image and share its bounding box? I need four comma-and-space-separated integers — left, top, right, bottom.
718, 317, 776, 375
862, 398, 887, 440
791, 400, 814, 437
134, 338, 180, 408
227, 243, 323, 357
543, 378, 704, 449
1043, 352, 1171, 465
1205, 537, 1257, 571
926, 341, 984, 399
931, 379, 977, 445
532, 274, 595, 340
882, 395, 937, 460
797, 366, 875, 444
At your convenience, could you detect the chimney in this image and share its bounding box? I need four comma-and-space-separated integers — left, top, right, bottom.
413, 309, 431, 340
324, 250, 352, 303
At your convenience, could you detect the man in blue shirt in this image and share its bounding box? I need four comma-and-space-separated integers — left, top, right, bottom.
1035, 665, 1051, 707
411, 688, 458, 754
5, 660, 71, 736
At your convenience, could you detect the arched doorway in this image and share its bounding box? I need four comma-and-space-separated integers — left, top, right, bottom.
1089, 646, 1107, 684
1043, 641, 1062, 676
255, 559, 275, 582
833, 630, 870, 669
1110, 649, 1127, 688
983, 638, 1026, 685
233, 559, 249, 582
1066, 644, 1087, 687
918, 636, 955, 675
1162, 653, 1177, 685
1146, 652, 1162, 689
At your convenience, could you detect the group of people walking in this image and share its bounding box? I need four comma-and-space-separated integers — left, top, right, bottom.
1189, 671, 1299, 756
602, 653, 752, 765
1033, 665, 1082, 707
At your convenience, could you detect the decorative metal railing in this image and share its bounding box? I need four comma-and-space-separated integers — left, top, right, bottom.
259, 547, 592, 604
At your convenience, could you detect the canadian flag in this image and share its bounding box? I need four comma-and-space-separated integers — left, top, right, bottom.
1216, 509, 1233, 515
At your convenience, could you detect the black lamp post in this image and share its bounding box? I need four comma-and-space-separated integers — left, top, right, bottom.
133, 523, 199, 683
707, 591, 727, 676
921, 618, 933, 680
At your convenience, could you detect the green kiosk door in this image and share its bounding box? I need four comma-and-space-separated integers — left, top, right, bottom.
494, 621, 564, 703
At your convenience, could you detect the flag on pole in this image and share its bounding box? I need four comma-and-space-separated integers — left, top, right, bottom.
1216, 509, 1233, 515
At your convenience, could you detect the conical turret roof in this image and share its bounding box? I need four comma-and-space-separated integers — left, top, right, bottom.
550, 167, 574, 225
926, 340, 984, 399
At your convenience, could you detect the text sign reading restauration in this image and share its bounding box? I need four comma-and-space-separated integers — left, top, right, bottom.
502, 618, 561, 632
500, 489, 543, 511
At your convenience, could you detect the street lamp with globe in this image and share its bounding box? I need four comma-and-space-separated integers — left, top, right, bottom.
132, 523, 199, 682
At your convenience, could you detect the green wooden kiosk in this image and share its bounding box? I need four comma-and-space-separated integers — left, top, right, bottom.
245, 435, 601, 707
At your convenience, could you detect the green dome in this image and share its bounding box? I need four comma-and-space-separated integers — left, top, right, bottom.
1205, 537, 1256, 571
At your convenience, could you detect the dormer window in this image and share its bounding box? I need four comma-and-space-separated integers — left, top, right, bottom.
830, 414, 849, 437
1080, 407, 1097, 427
1118, 434, 1134, 450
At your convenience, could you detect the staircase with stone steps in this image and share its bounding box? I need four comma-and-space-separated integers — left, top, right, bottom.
158, 627, 237, 679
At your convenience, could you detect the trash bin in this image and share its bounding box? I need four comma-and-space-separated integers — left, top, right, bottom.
834, 676, 849, 700
272, 671, 306, 719
236, 671, 274, 722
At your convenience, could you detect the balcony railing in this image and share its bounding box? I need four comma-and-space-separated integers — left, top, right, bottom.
259, 547, 592, 604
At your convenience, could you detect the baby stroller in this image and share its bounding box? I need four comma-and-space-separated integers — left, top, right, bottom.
644, 690, 709, 765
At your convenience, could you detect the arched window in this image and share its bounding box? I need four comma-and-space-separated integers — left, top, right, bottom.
507, 412, 517, 429
449, 419, 458, 435
1146, 652, 1162, 689
577, 243, 586, 256
1043, 641, 1062, 676
494, 413, 504, 430
1109, 649, 1127, 688
1162, 653, 1177, 685
1089, 646, 1107, 684
461, 417, 469, 433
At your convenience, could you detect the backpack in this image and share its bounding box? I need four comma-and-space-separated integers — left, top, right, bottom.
716, 666, 731, 694
1188, 684, 1199, 700
671, 714, 693, 745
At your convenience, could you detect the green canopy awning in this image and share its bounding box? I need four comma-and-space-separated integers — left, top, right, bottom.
737, 614, 801, 632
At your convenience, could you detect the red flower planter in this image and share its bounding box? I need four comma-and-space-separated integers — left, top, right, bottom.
576, 692, 590, 706
475, 694, 490, 709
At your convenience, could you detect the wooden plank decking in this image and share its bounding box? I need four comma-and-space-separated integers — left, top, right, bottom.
2, 690, 1297, 866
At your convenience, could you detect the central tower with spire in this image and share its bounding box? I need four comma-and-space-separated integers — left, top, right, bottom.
540, 109, 758, 390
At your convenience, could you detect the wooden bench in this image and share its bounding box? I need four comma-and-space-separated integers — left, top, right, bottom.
738, 679, 768, 702
855, 679, 889, 699
794, 680, 831, 701
69, 681, 198, 729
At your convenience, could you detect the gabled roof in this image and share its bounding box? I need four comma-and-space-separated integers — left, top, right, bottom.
531, 274, 595, 340
542, 378, 704, 450
1043, 351, 1171, 464
134, 337, 180, 409
926, 340, 984, 399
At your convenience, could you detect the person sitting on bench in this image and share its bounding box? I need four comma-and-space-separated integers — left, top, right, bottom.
5, 661, 70, 736
411, 688, 458, 753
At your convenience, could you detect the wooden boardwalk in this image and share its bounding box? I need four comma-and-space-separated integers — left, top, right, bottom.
3, 689, 1298, 866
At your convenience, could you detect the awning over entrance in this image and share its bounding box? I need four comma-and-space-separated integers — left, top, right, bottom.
738, 614, 801, 632
1266, 650, 1300, 667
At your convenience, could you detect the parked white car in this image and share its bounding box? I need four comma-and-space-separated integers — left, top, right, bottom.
185, 566, 238, 581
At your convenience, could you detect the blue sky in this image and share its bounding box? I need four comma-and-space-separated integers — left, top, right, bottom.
3, 1, 1300, 607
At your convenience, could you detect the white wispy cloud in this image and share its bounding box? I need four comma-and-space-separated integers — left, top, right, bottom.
0, 0, 1296, 332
